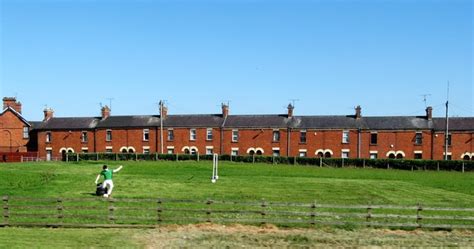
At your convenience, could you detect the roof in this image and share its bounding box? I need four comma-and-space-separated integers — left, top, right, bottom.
0, 106, 31, 127
96, 116, 160, 128
224, 115, 289, 128
295, 116, 367, 129
433, 118, 474, 131
34, 117, 99, 130
163, 115, 224, 128
363, 116, 434, 130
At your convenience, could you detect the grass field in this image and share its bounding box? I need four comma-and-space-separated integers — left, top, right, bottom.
0, 160, 473, 248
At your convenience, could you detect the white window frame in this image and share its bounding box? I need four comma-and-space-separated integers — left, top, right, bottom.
369, 150, 378, 159
106, 129, 112, 141
341, 149, 350, 159
300, 130, 307, 143
231, 147, 239, 156
272, 130, 280, 142
23, 126, 29, 139
190, 129, 197, 141
232, 129, 239, 142
143, 129, 150, 141
167, 129, 174, 141
342, 130, 350, 143
46, 132, 52, 143
206, 128, 213, 141
272, 148, 280, 157
81, 131, 88, 143
415, 132, 422, 145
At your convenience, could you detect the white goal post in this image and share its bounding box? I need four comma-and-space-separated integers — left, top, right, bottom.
211, 153, 219, 183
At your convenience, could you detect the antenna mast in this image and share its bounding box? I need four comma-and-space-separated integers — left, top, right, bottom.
420, 94, 431, 108
444, 82, 450, 160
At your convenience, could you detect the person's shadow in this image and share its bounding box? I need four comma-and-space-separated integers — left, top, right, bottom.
81, 192, 98, 196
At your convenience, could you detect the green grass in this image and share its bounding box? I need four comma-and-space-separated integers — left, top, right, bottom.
0, 160, 473, 206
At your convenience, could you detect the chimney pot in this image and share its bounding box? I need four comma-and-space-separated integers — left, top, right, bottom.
426, 106, 433, 120
355, 105, 362, 119
101, 105, 111, 119
3, 97, 22, 114
43, 108, 54, 121
160, 102, 168, 120
221, 103, 229, 118
287, 103, 294, 118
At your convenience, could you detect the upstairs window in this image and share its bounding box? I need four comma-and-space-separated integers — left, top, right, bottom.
342, 130, 350, 143
23, 127, 29, 139
167, 129, 174, 141
447, 134, 452, 146
300, 130, 307, 143
81, 131, 88, 143
272, 130, 280, 142
415, 132, 422, 145
106, 130, 112, 141
370, 133, 377, 145
206, 128, 213, 140
190, 129, 197, 141
46, 132, 52, 143
143, 129, 149, 141
232, 129, 239, 142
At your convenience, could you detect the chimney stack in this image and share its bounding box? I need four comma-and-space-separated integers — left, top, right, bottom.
101, 105, 111, 119
3, 97, 22, 114
426, 106, 433, 120
287, 103, 294, 118
355, 105, 362, 119
160, 101, 168, 120
43, 108, 54, 121
221, 103, 229, 118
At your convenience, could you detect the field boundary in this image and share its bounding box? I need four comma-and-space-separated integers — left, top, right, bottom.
2, 196, 474, 229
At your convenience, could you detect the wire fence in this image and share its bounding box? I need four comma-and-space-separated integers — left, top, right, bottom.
2, 196, 474, 229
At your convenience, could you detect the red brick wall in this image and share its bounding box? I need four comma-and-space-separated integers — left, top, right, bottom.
221, 128, 288, 156
0, 110, 29, 152
163, 127, 221, 155
37, 130, 96, 157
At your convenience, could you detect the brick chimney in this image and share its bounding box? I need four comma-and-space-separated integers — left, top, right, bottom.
159, 101, 168, 120
101, 105, 111, 119
221, 103, 229, 118
43, 108, 54, 121
426, 106, 433, 120
3, 97, 22, 114
287, 103, 294, 118
355, 105, 362, 119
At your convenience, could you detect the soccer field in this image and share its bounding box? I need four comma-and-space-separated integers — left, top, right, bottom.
0, 160, 473, 206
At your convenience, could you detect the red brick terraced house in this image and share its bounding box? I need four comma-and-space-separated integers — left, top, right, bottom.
2, 97, 474, 161
0, 97, 31, 153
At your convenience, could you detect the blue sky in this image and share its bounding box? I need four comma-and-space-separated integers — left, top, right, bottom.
0, 0, 472, 121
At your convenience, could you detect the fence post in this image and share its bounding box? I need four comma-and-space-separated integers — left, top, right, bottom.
310, 201, 316, 226
197, 152, 200, 162
108, 198, 115, 224
21, 156, 23, 163
366, 204, 372, 226
387, 163, 390, 170
176, 153, 178, 162
77, 154, 79, 162
260, 199, 267, 225
253, 154, 255, 164
206, 199, 213, 223
57, 198, 63, 226
135, 153, 138, 161
462, 162, 465, 173
411, 164, 414, 171
437, 162, 440, 171
157, 198, 162, 224
363, 159, 365, 168
319, 157, 322, 168
416, 203, 423, 228
96, 153, 99, 161
2, 196, 8, 226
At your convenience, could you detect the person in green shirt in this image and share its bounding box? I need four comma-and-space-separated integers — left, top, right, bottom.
95, 164, 123, 197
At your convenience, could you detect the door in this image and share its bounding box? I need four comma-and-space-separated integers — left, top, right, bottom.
46, 150, 52, 161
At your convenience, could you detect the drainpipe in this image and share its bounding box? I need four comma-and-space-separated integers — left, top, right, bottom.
287, 127, 291, 157
357, 128, 361, 158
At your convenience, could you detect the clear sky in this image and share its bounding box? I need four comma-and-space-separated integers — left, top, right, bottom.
0, 0, 472, 121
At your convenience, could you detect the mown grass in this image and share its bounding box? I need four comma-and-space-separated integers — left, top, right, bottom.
0, 160, 473, 206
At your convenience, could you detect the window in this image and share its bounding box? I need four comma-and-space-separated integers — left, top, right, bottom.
370, 153, 377, 159
299, 151, 307, 157
272, 149, 280, 157
143, 148, 150, 154
447, 134, 452, 146
414, 152, 422, 159
46, 132, 52, 143
143, 129, 149, 141
342, 151, 350, 159
190, 148, 197, 155
167, 148, 174, 154
82, 148, 89, 153
370, 133, 377, 145
206, 148, 213, 155
206, 128, 213, 140
342, 130, 350, 143
81, 131, 88, 143
232, 129, 239, 142
190, 129, 197, 141
300, 130, 307, 143
167, 129, 174, 141
106, 130, 112, 141
272, 130, 280, 142
105, 148, 113, 153
415, 132, 422, 145
231, 148, 239, 156
23, 127, 29, 139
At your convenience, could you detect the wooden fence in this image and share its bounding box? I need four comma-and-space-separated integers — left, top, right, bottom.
1, 196, 474, 229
